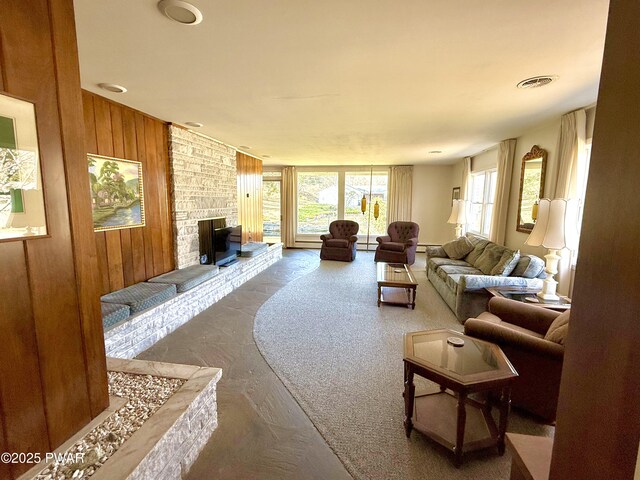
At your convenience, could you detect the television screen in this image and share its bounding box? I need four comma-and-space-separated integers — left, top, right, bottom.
213, 225, 241, 266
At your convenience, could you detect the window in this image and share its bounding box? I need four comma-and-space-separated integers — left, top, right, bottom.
572, 142, 592, 265
295, 169, 389, 239
467, 169, 497, 236
262, 172, 281, 242
296, 171, 339, 234
344, 172, 388, 236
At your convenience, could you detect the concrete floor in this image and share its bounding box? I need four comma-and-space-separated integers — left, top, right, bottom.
137, 249, 352, 480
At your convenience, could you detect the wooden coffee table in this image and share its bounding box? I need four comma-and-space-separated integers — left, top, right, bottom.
376, 262, 418, 309
403, 329, 518, 466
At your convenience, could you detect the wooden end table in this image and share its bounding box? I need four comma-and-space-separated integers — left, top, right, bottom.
376, 262, 418, 309
403, 329, 518, 466
486, 287, 571, 311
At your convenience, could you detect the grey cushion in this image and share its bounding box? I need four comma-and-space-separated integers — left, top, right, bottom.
428, 257, 470, 269
438, 265, 483, 276
148, 265, 219, 293
511, 254, 546, 278
446, 273, 465, 292
101, 302, 130, 330
101, 282, 177, 313
474, 243, 509, 274
464, 234, 490, 265
491, 249, 521, 276
442, 237, 474, 260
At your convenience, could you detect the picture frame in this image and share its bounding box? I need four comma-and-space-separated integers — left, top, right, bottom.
0, 92, 48, 241
88, 154, 145, 232
451, 186, 461, 204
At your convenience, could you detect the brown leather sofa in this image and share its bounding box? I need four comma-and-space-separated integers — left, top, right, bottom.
320, 220, 359, 262
374, 221, 420, 265
464, 297, 570, 422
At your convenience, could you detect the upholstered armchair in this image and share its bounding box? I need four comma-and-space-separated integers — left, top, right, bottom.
374, 221, 420, 265
464, 297, 570, 422
320, 220, 360, 262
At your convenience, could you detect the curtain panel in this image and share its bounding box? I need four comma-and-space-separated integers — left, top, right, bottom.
281, 166, 297, 248
489, 139, 517, 244
387, 166, 413, 223
553, 109, 587, 295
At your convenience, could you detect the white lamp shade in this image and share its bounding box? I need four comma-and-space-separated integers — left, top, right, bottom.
447, 199, 466, 224
525, 198, 578, 250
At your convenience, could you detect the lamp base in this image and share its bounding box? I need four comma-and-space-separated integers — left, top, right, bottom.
454, 224, 463, 239
538, 249, 560, 301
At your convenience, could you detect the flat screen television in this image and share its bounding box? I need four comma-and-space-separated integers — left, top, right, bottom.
213, 225, 241, 266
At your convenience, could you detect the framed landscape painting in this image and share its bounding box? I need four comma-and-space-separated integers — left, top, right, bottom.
88, 154, 145, 232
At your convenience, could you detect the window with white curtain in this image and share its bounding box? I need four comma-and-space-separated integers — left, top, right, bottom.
572, 141, 592, 265
467, 169, 497, 236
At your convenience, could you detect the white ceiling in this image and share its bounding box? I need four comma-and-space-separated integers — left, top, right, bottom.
74, 0, 609, 166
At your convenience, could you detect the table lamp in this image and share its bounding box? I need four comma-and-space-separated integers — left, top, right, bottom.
525, 198, 578, 301
447, 199, 466, 238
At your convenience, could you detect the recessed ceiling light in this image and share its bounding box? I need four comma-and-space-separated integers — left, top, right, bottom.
157, 0, 203, 25
239, 145, 251, 150
98, 83, 127, 93
185, 122, 203, 128
517, 75, 559, 89
428, 150, 442, 154
262, 155, 271, 159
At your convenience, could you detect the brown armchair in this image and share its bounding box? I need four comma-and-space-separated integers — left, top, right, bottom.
464, 297, 570, 422
320, 220, 359, 262
374, 221, 420, 265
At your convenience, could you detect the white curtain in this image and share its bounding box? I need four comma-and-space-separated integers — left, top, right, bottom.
489, 139, 516, 244
553, 109, 587, 294
281, 166, 297, 248
387, 166, 413, 223
460, 156, 471, 200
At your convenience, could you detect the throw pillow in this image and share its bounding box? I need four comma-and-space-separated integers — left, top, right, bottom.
491, 249, 521, 276
442, 237, 474, 260
474, 243, 508, 275
544, 310, 570, 345
511, 255, 546, 278
464, 236, 490, 265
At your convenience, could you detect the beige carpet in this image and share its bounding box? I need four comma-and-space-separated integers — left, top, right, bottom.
254, 251, 554, 480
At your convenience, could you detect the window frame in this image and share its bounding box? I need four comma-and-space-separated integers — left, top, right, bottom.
294, 166, 390, 242
466, 168, 497, 237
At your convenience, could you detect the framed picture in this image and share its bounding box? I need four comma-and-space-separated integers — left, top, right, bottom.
452, 186, 461, 204
0, 92, 48, 241
88, 154, 145, 232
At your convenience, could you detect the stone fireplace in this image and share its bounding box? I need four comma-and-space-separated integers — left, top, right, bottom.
168, 125, 238, 268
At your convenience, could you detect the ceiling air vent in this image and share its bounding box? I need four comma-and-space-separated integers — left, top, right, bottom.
516, 76, 559, 89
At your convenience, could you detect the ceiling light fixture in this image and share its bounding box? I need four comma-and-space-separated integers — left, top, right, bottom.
239, 145, 251, 150
428, 150, 442, 154
185, 122, 203, 128
517, 75, 559, 89
262, 155, 271, 158
98, 83, 127, 93
157, 0, 203, 25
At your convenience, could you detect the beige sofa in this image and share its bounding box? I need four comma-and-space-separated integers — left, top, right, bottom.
426, 233, 546, 322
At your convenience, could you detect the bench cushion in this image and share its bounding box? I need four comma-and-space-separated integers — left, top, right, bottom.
148, 265, 219, 293
101, 302, 130, 330
101, 282, 177, 313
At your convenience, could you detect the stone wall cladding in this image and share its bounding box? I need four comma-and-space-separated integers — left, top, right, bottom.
169, 125, 238, 268
104, 244, 283, 359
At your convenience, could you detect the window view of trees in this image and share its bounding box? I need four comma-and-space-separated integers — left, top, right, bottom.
467, 170, 497, 236
297, 172, 339, 234
263, 179, 281, 241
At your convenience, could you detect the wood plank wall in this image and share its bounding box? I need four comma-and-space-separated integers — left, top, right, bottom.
82, 91, 174, 294
236, 152, 263, 243
0, 1, 108, 478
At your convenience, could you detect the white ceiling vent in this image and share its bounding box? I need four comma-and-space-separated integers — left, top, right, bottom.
517, 76, 559, 89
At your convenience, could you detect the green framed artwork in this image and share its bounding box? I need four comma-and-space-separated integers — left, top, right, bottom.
88, 154, 145, 232
0, 92, 47, 241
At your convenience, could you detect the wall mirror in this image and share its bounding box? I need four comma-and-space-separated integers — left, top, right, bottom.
0, 93, 47, 241
516, 145, 547, 233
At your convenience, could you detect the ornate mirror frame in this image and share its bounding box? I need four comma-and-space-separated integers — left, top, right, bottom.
516, 145, 547, 233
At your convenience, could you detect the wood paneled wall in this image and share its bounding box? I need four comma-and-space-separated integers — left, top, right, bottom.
237, 152, 263, 243
0, 1, 108, 478
550, 1, 640, 478
82, 91, 174, 294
